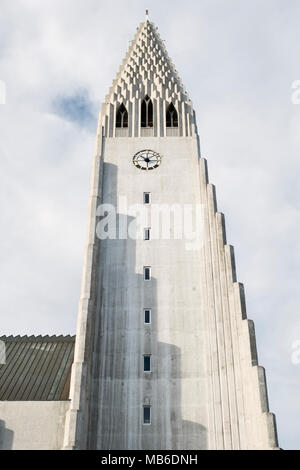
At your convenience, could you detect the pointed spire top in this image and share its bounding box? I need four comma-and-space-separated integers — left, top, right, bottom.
105, 16, 192, 109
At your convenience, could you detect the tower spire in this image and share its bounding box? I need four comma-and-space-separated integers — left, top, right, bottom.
103, 16, 194, 138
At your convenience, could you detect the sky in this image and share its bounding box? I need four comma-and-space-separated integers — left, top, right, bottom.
0, 0, 299, 450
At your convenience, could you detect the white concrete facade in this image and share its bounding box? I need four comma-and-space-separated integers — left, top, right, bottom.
63, 18, 279, 450
0, 402, 69, 450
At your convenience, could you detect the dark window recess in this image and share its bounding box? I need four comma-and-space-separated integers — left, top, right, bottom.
144, 356, 151, 372
144, 228, 150, 240
166, 102, 178, 127
141, 95, 153, 127
144, 309, 151, 324
144, 193, 150, 204
143, 406, 151, 424
144, 267, 151, 281
116, 103, 128, 128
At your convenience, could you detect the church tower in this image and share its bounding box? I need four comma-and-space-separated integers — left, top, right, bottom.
63, 13, 278, 450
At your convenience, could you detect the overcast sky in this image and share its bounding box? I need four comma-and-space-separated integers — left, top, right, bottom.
0, 0, 299, 450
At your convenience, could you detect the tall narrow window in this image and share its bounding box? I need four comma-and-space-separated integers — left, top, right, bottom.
116, 103, 128, 128
144, 355, 151, 372
144, 228, 151, 240
141, 95, 153, 127
166, 102, 178, 127
143, 406, 151, 425
144, 192, 151, 204
144, 309, 151, 324
144, 266, 151, 281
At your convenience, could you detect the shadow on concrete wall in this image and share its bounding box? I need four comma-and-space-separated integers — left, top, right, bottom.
85, 162, 207, 449
0, 420, 14, 450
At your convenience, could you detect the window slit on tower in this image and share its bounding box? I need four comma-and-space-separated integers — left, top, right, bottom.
144, 192, 151, 204
144, 228, 151, 240
144, 355, 151, 372
144, 309, 151, 324
144, 266, 151, 281
143, 406, 151, 425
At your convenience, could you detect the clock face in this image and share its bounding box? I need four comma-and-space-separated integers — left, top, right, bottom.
133, 149, 161, 171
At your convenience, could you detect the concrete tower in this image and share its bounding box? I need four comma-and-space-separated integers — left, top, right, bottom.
63, 14, 278, 450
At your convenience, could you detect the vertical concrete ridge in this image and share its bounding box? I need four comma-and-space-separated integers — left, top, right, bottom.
215, 212, 240, 449
199, 160, 221, 448
233, 283, 247, 320
207, 184, 218, 213
206, 180, 231, 449
216, 212, 227, 245
224, 245, 247, 448
247, 320, 258, 366
198, 158, 217, 449
254, 365, 278, 448
265, 413, 280, 449
256, 366, 269, 413
62, 115, 105, 450
224, 245, 237, 283
199, 158, 209, 185
200, 157, 279, 449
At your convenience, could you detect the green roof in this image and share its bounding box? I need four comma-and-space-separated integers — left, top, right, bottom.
0, 335, 75, 401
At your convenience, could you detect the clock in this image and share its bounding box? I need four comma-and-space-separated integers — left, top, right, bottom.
133, 149, 161, 171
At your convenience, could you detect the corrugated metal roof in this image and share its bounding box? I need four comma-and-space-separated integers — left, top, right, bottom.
0, 335, 75, 401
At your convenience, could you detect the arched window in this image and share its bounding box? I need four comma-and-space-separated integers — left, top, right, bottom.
116, 104, 128, 128
141, 95, 153, 127
166, 103, 178, 127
